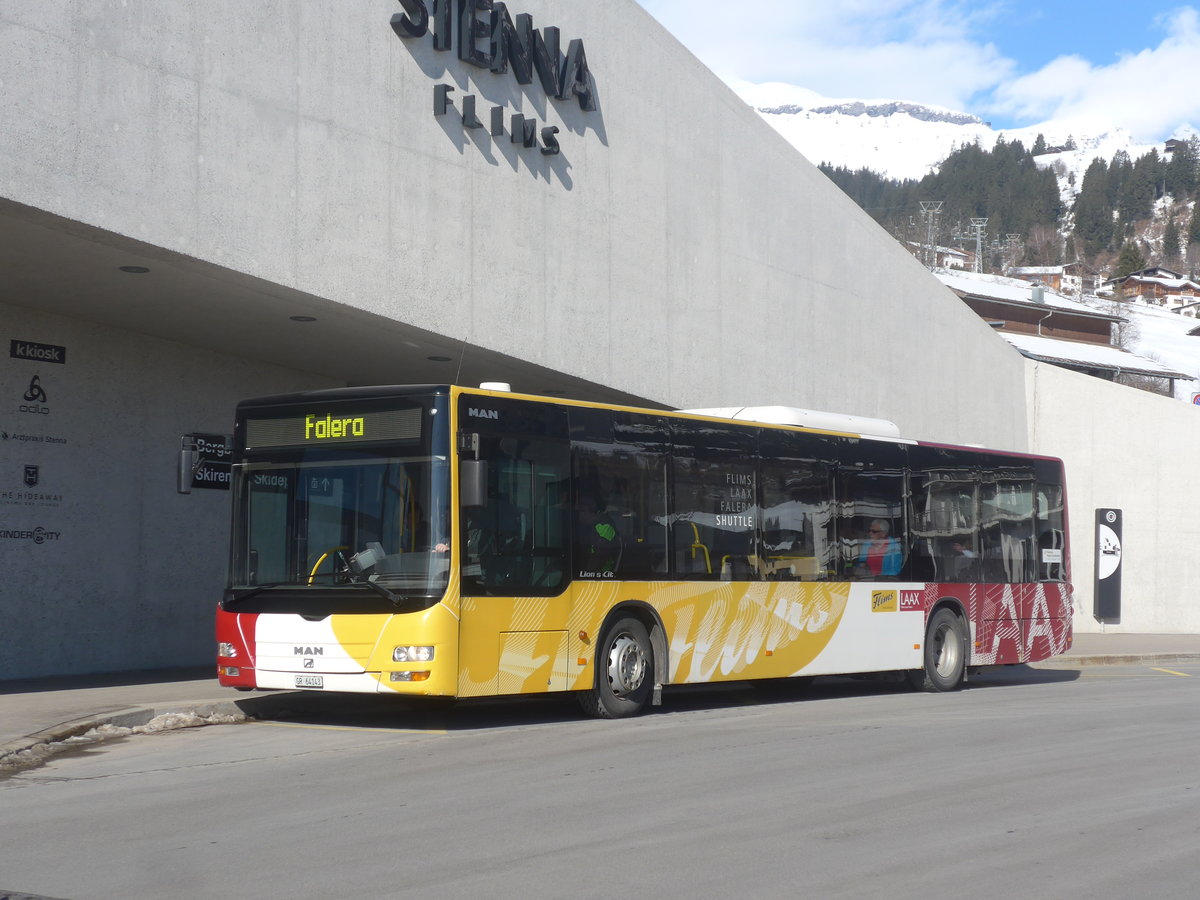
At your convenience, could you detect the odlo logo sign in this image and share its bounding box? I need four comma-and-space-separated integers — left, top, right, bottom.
20, 375, 49, 415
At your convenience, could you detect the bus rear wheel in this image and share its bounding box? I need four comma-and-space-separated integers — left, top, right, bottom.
908, 607, 967, 692
579, 617, 653, 719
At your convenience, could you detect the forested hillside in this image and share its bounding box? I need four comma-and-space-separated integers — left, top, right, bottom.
819, 136, 1200, 277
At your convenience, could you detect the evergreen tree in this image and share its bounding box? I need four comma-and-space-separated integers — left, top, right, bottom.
1032, 133, 1047, 155
1165, 138, 1199, 200
1116, 241, 1147, 277
1189, 202, 1200, 247
1107, 151, 1131, 208
1117, 151, 1157, 226
1191, 135, 1200, 193
1163, 216, 1181, 266
1074, 158, 1113, 258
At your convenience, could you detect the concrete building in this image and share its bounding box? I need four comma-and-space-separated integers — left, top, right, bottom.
3, 1, 1199, 680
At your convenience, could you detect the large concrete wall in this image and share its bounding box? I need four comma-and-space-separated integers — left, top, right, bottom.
0, 1, 1075, 678
0, 0, 1029, 451
1028, 362, 1200, 633
0, 303, 337, 678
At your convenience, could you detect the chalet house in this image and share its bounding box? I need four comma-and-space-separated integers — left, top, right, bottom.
1008, 266, 1064, 292
905, 241, 969, 270
1102, 267, 1200, 315
1009, 262, 1097, 296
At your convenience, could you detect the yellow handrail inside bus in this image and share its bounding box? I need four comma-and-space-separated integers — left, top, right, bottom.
688, 523, 711, 574
308, 546, 350, 584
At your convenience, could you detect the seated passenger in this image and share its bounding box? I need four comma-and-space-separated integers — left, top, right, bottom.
948, 540, 976, 580
576, 498, 622, 578
854, 519, 902, 577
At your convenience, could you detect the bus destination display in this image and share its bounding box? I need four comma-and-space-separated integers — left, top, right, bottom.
244, 407, 422, 449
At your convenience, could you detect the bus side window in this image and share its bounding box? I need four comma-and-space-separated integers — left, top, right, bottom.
979, 473, 1036, 583
836, 438, 907, 581
611, 413, 670, 579
574, 475, 623, 578
758, 452, 835, 581
1037, 482, 1066, 582
570, 411, 668, 581
922, 475, 978, 582
461, 436, 570, 596
670, 422, 756, 581
906, 473, 936, 583
907, 446, 981, 584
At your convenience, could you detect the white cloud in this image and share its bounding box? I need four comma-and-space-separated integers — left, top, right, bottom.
637, 0, 1012, 109
985, 7, 1200, 140
637, 1, 1200, 141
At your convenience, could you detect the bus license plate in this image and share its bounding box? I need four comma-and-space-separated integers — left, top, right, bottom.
295, 674, 324, 688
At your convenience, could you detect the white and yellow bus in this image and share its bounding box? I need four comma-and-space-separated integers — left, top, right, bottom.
216, 384, 1072, 717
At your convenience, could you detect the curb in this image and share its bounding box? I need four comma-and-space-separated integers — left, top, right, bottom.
0, 700, 249, 777
0, 691, 319, 777
1032, 652, 1200, 669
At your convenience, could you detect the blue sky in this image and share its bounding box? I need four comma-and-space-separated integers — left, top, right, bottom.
635, 1, 1200, 141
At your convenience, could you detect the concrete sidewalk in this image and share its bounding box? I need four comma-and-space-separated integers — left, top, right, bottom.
0, 667, 245, 776
1034, 631, 1200, 668
3, 632, 1199, 775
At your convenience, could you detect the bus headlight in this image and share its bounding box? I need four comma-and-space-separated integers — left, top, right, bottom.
218, 642, 238, 658
393, 645, 435, 663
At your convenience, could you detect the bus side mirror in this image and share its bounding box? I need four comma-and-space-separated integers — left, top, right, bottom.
461, 459, 488, 508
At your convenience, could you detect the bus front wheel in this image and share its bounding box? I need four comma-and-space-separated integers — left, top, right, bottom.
579, 617, 653, 719
908, 608, 967, 692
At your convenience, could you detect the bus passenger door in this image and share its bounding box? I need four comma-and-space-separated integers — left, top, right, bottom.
457, 423, 573, 698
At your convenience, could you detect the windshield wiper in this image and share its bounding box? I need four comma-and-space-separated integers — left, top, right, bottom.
225, 578, 406, 610
346, 578, 403, 608
225, 582, 291, 607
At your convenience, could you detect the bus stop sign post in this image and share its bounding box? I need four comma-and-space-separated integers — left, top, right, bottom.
1094, 508, 1122, 621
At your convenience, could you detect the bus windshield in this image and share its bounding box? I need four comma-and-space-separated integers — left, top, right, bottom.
229, 451, 451, 600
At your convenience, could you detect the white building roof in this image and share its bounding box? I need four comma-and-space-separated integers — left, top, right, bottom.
1137, 277, 1200, 290
935, 270, 1119, 319
1009, 266, 1064, 276
907, 241, 968, 258
1001, 332, 1194, 380
1103, 269, 1199, 291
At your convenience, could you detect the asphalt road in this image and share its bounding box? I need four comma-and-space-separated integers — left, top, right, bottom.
2, 664, 1198, 900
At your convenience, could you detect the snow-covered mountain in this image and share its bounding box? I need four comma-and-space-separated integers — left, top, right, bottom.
736, 82, 1160, 194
